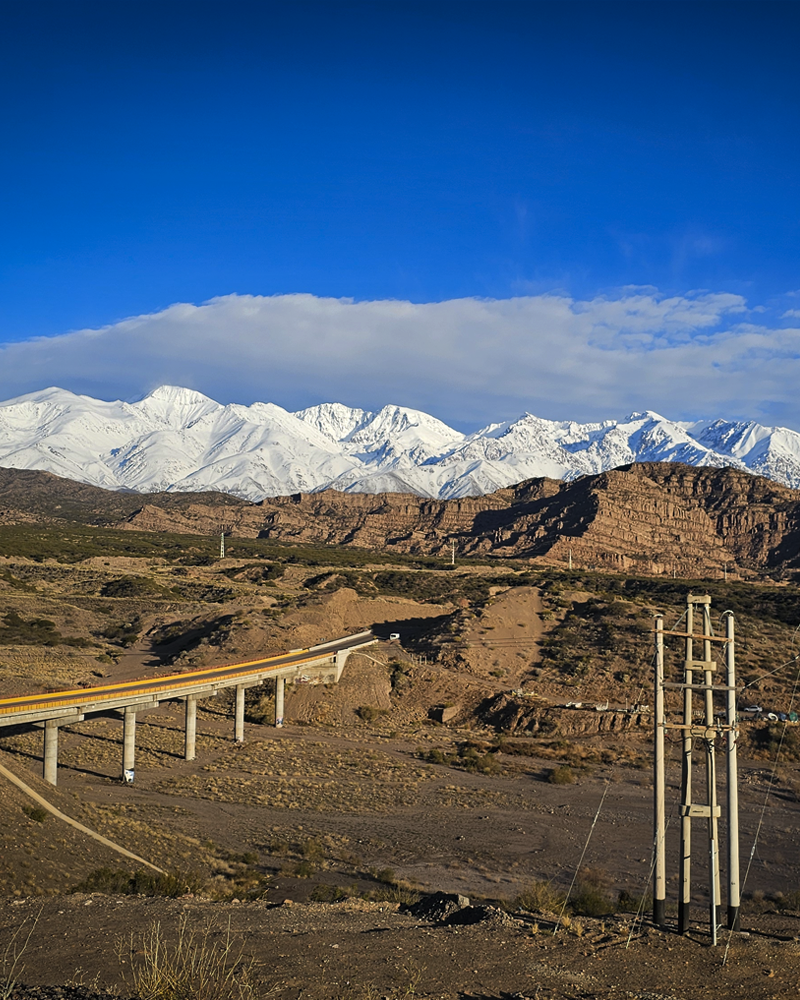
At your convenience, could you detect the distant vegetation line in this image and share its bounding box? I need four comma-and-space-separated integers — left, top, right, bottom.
3, 521, 800, 630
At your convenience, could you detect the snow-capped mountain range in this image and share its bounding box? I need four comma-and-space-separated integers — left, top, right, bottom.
1, 385, 800, 501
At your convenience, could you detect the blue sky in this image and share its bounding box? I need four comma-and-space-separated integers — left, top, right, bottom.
1, 1, 799, 428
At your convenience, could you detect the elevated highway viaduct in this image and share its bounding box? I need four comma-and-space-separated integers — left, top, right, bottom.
0, 631, 376, 785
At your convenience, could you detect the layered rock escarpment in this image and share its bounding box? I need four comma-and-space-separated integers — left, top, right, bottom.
2, 462, 798, 578
117, 463, 800, 579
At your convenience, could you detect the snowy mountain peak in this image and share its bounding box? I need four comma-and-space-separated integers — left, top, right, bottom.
294, 402, 370, 442
624, 410, 668, 423
1, 385, 800, 501
137, 385, 216, 406
352, 404, 462, 443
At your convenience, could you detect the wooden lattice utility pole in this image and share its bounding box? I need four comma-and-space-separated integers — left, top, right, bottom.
653, 594, 740, 942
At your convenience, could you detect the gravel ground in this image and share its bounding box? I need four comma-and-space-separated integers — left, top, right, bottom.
2, 894, 800, 1000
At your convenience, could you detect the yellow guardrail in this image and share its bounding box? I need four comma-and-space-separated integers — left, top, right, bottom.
0, 647, 317, 717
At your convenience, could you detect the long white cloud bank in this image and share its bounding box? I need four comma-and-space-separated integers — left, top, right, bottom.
1, 290, 797, 428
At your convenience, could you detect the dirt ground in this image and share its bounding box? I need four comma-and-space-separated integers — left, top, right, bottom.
2, 555, 800, 997
3, 890, 800, 1000
1, 704, 799, 999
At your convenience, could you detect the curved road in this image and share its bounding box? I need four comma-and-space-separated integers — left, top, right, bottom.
0, 631, 374, 723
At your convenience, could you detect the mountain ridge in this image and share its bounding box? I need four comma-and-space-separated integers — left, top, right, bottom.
2, 385, 800, 499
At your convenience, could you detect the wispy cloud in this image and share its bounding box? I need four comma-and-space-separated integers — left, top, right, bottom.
0, 290, 796, 430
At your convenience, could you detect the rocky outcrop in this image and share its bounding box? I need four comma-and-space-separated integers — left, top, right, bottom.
120, 463, 800, 578
479, 693, 650, 736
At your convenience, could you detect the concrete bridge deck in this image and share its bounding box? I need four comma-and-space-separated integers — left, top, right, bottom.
0, 630, 376, 785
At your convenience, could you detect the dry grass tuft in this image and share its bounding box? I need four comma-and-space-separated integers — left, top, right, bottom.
118, 913, 264, 1000
513, 879, 565, 915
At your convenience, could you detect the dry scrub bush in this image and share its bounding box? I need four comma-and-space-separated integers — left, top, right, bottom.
0, 907, 41, 1000
357, 705, 388, 723
570, 867, 618, 918
73, 867, 204, 898
119, 914, 262, 1000
22, 805, 48, 824
514, 879, 565, 915
771, 889, 800, 912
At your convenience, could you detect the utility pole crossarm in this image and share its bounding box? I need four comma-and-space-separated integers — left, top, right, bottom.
654, 629, 731, 643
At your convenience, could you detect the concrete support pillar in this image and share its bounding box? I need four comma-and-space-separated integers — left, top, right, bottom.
275, 676, 285, 728
235, 685, 245, 742
43, 720, 59, 786
122, 708, 136, 782
185, 695, 197, 761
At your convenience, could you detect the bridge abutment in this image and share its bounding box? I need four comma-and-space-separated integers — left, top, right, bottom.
334, 649, 350, 681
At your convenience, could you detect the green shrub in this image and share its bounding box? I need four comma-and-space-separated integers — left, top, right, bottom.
291, 860, 316, 878
772, 889, 800, 911
617, 888, 653, 913
178, 553, 216, 566
301, 838, 325, 862
514, 879, 565, 915
101, 575, 174, 599
309, 883, 357, 903
219, 562, 284, 584
357, 705, 388, 723
0, 610, 87, 647
99, 615, 142, 647
571, 881, 617, 917
371, 883, 421, 905
389, 660, 412, 693
571, 868, 617, 917
72, 868, 203, 898
22, 806, 48, 824
548, 766, 575, 785
458, 746, 500, 774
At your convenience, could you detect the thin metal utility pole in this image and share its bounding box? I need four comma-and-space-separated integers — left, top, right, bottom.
725, 611, 741, 929
703, 602, 720, 946
653, 614, 667, 928
679, 598, 694, 935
